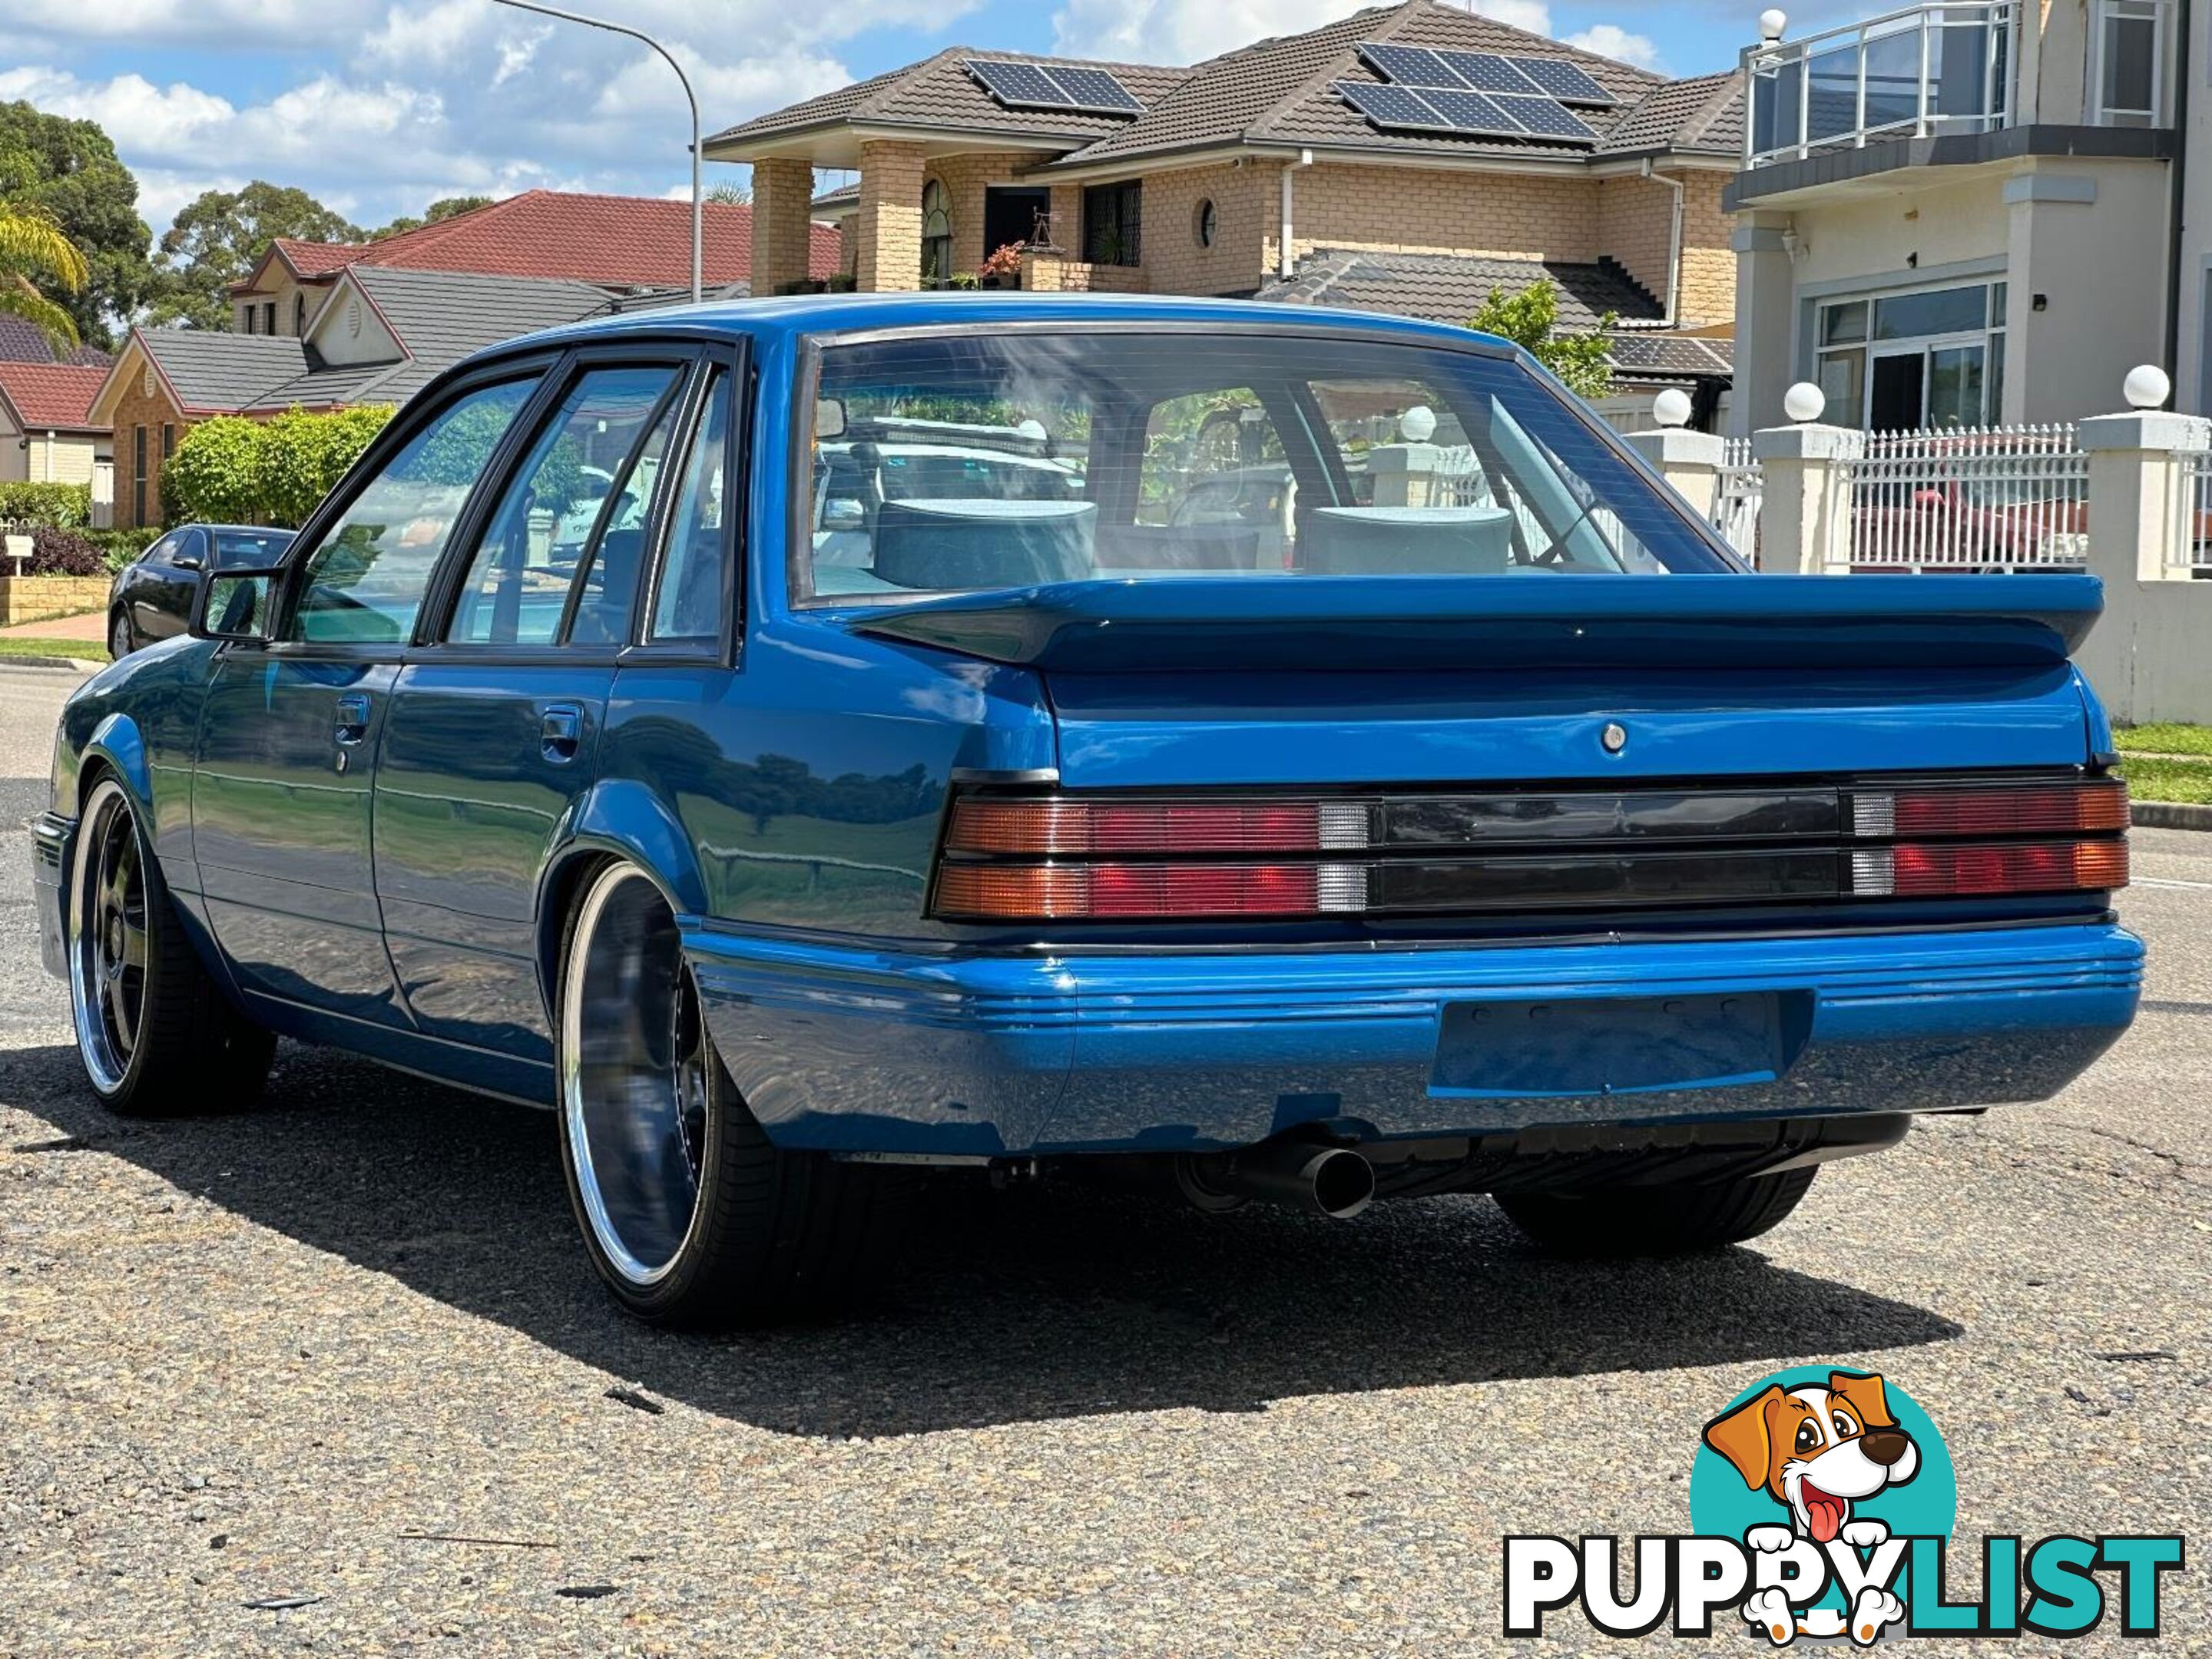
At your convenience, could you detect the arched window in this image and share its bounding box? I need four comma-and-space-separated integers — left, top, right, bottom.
921, 179, 952, 285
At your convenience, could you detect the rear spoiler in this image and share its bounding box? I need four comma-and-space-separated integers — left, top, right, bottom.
849, 573, 2103, 674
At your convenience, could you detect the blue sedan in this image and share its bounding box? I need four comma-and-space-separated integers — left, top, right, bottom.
31, 296, 2141, 1325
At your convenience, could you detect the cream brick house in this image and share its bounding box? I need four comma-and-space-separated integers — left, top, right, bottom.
1728, 0, 2185, 431
714, 0, 1745, 411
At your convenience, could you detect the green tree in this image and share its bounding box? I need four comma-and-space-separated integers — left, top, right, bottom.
366, 194, 492, 241
1468, 279, 1616, 401
160, 416, 263, 523
0, 101, 153, 349
147, 182, 363, 330
258, 405, 394, 526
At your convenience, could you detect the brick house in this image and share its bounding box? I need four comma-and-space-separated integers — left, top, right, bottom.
85, 268, 614, 528
222, 189, 844, 338
0, 363, 110, 488
715, 0, 1743, 412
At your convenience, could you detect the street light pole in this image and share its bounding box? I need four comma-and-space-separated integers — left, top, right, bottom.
490, 0, 702, 304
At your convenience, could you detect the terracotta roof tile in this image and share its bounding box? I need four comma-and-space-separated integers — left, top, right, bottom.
0, 362, 108, 429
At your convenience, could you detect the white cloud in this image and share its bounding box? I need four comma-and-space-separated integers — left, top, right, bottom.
1564, 23, 1665, 69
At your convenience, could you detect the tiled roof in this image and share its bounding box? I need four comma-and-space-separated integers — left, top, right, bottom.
1060, 1, 1664, 168
0, 315, 114, 368
710, 47, 1194, 149
0, 362, 108, 429
1256, 248, 1663, 329
139, 331, 310, 413
1593, 70, 1744, 157
240, 191, 841, 295
241, 267, 613, 411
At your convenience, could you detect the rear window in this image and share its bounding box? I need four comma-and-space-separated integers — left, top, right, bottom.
212, 529, 290, 568
797, 328, 1731, 604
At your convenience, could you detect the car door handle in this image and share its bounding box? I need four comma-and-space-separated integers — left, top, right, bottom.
333, 692, 371, 746
541, 704, 583, 763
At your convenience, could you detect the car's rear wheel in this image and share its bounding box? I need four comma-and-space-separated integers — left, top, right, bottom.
108, 611, 133, 660
1495, 1166, 1817, 1258
555, 861, 909, 1326
68, 776, 274, 1114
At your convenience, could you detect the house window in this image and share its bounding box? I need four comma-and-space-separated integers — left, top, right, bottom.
132, 426, 147, 528
1815, 280, 2008, 429
293, 294, 306, 336
2096, 0, 2167, 124
1083, 180, 1142, 267
162, 423, 175, 460
921, 179, 952, 286
1194, 198, 1217, 249
262, 301, 276, 335
241, 306, 256, 335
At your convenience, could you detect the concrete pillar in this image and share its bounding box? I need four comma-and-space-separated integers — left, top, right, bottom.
2075, 408, 2212, 720
1750, 421, 1862, 572
1366, 443, 1440, 507
1730, 216, 1795, 439
749, 158, 816, 298
855, 140, 926, 293
1623, 426, 1727, 518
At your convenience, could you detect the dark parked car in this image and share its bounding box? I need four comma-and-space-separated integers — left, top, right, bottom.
108, 525, 294, 657
31, 296, 2140, 1327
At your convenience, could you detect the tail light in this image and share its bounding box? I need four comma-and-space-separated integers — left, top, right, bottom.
929, 774, 2129, 922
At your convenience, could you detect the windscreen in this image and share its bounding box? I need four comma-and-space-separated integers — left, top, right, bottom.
798, 328, 1733, 604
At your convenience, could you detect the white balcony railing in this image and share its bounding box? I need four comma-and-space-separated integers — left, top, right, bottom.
1743, 0, 2019, 167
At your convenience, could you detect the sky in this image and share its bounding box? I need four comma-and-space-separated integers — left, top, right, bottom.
2, 0, 1841, 237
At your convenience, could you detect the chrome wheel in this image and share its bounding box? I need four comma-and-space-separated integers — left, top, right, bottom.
561, 865, 711, 1287
69, 781, 149, 1095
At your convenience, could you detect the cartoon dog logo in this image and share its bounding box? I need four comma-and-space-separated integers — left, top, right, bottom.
1703, 1371, 1919, 1645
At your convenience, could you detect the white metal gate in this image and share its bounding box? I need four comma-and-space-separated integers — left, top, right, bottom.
1838, 423, 2086, 571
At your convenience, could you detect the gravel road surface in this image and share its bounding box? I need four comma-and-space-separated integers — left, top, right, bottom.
2, 663, 2206, 1655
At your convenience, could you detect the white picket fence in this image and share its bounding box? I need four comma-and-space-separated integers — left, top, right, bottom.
1836, 422, 2088, 571
2174, 449, 2212, 575
1712, 437, 1763, 558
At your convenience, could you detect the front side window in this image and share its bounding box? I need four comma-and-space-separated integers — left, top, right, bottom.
448, 365, 683, 646
799, 330, 1727, 603
288, 377, 537, 644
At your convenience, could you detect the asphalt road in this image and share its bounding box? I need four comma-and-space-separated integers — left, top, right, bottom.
2, 662, 2207, 1656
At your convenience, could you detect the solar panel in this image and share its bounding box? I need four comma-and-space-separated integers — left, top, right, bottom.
1357, 43, 1463, 88
1416, 87, 1518, 135
1333, 80, 1453, 132
1492, 93, 1599, 139
966, 60, 1075, 108
1432, 51, 1544, 94
1507, 55, 1615, 104
1048, 65, 1145, 114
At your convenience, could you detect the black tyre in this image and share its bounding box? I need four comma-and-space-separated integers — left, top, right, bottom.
68, 775, 275, 1114
555, 861, 909, 1326
108, 611, 133, 660
1495, 1166, 1817, 1258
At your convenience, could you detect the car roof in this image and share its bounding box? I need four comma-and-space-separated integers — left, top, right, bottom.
479, 291, 1518, 362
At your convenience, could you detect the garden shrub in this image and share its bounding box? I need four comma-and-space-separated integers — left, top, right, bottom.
0, 481, 93, 528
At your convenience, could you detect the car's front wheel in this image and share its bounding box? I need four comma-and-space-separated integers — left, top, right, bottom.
1495, 1166, 1817, 1258
555, 861, 909, 1326
108, 611, 133, 660
68, 776, 274, 1114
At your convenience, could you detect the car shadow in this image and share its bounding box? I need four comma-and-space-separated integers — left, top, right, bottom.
2, 1041, 1964, 1439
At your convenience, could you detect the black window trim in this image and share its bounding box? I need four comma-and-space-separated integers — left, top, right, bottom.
630, 352, 747, 667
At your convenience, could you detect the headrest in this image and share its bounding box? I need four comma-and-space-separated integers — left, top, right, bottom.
872, 498, 1095, 591
1302, 505, 1515, 575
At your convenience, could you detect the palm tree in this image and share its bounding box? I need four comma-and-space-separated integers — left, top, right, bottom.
0, 202, 91, 354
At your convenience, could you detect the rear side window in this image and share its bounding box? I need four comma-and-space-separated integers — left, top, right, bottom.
447, 365, 683, 647
288, 378, 536, 643
647, 367, 733, 643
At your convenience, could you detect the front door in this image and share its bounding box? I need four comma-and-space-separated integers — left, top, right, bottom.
373, 358, 695, 1065
194, 373, 543, 1028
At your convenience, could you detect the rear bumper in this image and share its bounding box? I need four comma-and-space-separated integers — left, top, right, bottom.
684, 918, 2141, 1155
30, 810, 71, 979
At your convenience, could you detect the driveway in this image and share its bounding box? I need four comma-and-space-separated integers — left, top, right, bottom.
2, 663, 2205, 1655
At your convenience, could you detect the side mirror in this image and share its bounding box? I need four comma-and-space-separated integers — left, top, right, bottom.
190, 566, 283, 642
172, 553, 204, 573
821, 497, 866, 532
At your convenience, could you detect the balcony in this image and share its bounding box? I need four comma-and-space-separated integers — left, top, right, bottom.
1743, 1, 2018, 167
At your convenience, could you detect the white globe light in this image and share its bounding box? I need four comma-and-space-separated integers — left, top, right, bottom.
1651, 389, 1693, 428
1398, 403, 1438, 442
1783, 381, 1826, 423
2124, 364, 2171, 410
1758, 8, 1787, 40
